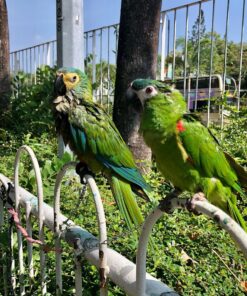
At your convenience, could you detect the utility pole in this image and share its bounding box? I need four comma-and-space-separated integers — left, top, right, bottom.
56, 0, 84, 156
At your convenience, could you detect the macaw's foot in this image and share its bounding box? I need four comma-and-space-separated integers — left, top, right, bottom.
159, 189, 181, 213
75, 162, 95, 184
187, 192, 206, 215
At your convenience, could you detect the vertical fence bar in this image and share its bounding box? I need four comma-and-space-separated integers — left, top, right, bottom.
26, 50, 28, 75
221, 0, 230, 130
184, 6, 189, 111
85, 32, 89, 72
53, 41, 56, 66
160, 13, 167, 81
115, 25, 119, 63
207, 0, 216, 127
172, 9, 177, 80
13, 52, 17, 73
194, 3, 202, 111
38, 45, 41, 68
22, 50, 24, 72
100, 29, 103, 105
34, 47, 37, 84
42, 44, 45, 66
167, 17, 170, 71
107, 27, 110, 113
92, 30, 97, 101
30, 48, 32, 83
26, 201, 34, 282
238, 0, 246, 111
46, 42, 51, 66
14, 146, 46, 295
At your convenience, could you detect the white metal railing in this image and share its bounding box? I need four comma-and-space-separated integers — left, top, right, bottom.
0, 146, 177, 296
1, 146, 247, 295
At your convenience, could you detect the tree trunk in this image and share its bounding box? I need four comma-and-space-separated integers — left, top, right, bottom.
113, 0, 162, 172
0, 0, 10, 109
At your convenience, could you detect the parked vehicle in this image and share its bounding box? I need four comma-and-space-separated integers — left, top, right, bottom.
164, 75, 237, 111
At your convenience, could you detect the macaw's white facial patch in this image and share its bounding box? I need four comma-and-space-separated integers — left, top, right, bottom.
135, 85, 158, 105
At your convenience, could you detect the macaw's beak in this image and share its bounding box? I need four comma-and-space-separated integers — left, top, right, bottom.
54, 73, 66, 96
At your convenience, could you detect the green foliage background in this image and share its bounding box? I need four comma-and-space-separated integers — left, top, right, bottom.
0, 66, 246, 295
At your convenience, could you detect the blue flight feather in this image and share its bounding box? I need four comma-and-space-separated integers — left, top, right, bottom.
70, 124, 87, 152
96, 155, 151, 191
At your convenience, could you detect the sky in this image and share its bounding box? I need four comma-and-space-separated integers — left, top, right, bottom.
6, 0, 247, 52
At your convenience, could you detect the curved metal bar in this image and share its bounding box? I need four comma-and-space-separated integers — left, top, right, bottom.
84, 174, 109, 295
54, 161, 77, 295
136, 194, 247, 296
54, 162, 109, 295
136, 208, 164, 296
14, 145, 46, 295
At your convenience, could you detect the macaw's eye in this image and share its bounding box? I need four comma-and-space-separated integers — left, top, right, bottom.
71, 75, 77, 82
145, 86, 153, 94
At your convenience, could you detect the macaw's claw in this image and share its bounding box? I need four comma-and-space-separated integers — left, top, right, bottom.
187, 192, 206, 215
75, 162, 95, 184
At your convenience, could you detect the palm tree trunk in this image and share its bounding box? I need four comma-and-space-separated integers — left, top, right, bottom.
113, 0, 162, 172
0, 0, 10, 109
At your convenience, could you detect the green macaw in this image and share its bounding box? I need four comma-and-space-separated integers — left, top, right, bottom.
129, 78, 247, 231
53, 67, 151, 228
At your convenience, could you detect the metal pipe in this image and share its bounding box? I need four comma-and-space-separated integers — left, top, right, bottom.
26, 50, 28, 74
10, 40, 56, 54
92, 30, 97, 101
167, 18, 170, 77
54, 162, 77, 295
1, 173, 174, 296
136, 194, 247, 295
162, 0, 212, 14
46, 42, 51, 66
54, 162, 109, 295
184, 6, 189, 110
221, 0, 230, 130
107, 27, 110, 113
75, 251, 83, 296
14, 149, 25, 296
238, 0, 246, 111
100, 28, 103, 105
160, 13, 167, 80
136, 208, 164, 296
207, 0, 216, 127
194, 3, 202, 111
172, 9, 177, 80
85, 174, 109, 295
14, 145, 46, 295
26, 201, 34, 281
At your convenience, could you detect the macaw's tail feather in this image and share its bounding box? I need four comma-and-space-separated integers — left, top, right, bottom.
110, 176, 144, 229
228, 198, 247, 232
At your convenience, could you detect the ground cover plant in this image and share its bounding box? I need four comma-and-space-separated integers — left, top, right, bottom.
0, 67, 246, 295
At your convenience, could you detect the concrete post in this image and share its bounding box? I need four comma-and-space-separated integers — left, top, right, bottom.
56, 0, 84, 156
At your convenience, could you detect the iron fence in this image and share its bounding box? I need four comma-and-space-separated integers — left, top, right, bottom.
9, 0, 247, 123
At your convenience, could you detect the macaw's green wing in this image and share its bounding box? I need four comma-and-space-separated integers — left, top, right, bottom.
177, 117, 239, 191
182, 113, 247, 189
223, 152, 247, 189
68, 101, 151, 192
